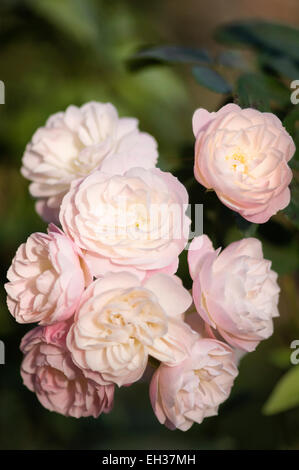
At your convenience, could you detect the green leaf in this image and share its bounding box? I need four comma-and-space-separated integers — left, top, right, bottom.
132, 45, 212, 64
237, 73, 270, 111
236, 73, 289, 111
216, 21, 299, 62
192, 66, 232, 94
269, 348, 293, 370
263, 76, 291, 107
260, 54, 299, 80
263, 366, 299, 415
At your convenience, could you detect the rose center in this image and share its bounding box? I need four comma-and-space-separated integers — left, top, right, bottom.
225, 148, 249, 175
102, 289, 167, 342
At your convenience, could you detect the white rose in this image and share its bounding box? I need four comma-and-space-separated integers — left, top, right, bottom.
60, 167, 190, 280
21, 101, 158, 222
67, 272, 195, 386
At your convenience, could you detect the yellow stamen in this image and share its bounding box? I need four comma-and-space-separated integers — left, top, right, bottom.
226, 150, 248, 174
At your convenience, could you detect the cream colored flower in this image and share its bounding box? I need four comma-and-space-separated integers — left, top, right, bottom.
21, 101, 158, 222
67, 272, 195, 386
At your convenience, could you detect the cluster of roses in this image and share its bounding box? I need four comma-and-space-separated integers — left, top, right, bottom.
5, 102, 294, 430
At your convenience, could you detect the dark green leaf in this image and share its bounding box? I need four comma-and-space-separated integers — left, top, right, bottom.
192, 66, 232, 94
132, 45, 212, 64
236, 73, 289, 111
236, 73, 270, 111
263, 76, 291, 107
260, 54, 299, 80
216, 21, 299, 62
263, 366, 299, 415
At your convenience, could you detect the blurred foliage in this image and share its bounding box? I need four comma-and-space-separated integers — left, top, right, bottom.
264, 366, 299, 415
0, 0, 299, 451
131, 45, 212, 65
215, 21, 299, 62
192, 66, 232, 94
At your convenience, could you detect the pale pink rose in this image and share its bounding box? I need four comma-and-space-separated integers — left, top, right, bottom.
193, 104, 295, 223
20, 322, 114, 418
60, 167, 190, 280
150, 338, 238, 431
188, 235, 280, 352
21, 102, 158, 223
67, 272, 196, 387
5, 224, 91, 325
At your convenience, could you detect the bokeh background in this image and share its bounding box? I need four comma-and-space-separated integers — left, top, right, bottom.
0, 0, 299, 450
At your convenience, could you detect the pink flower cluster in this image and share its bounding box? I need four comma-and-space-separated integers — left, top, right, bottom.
5, 101, 285, 430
